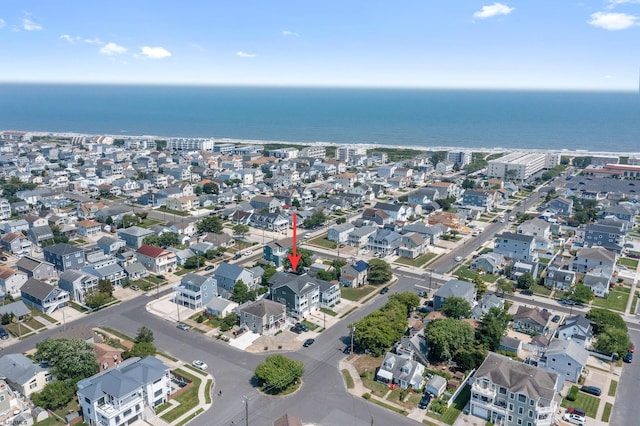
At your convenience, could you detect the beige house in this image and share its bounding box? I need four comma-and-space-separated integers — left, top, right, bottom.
0, 353, 55, 397
0, 266, 28, 298
76, 219, 102, 237
166, 195, 200, 212
135, 244, 177, 273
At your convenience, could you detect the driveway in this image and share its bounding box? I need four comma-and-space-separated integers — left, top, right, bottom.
584, 369, 608, 391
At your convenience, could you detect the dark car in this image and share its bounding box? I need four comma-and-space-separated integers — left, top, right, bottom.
380, 287, 389, 295
567, 407, 586, 417
156, 275, 166, 280
204, 265, 215, 271
295, 323, 309, 332
580, 385, 601, 396
0, 328, 8, 340
303, 338, 315, 347
0, 256, 7, 261
290, 326, 303, 334
418, 394, 432, 409
551, 315, 561, 323
624, 352, 633, 363
343, 346, 352, 355
232, 253, 242, 260
520, 289, 534, 296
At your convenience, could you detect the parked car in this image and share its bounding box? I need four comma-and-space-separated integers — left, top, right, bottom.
204, 265, 215, 271
551, 315, 561, 323
454, 256, 463, 262
177, 323, 191, 331
567, 407, 586, 417
520, 289, 534, 296
232, 253, 242, 260
0, 328, 8, 340
580, 385, 601, 396
379, 287, 389, 295
303, 338, 315, 347
192, 360, 208, 370
418, 394, 432, 409
343, 346, 352, 355
0, 256, 7, 261
295, 322, 310, 332
130, 285, 140, 291
562, 413, 586, 425
624, 352, 633, 363
156, 275, 166, 280
290, 326, 303, 334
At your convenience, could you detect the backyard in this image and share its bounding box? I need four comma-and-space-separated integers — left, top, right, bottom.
561, 391, 600, 418
395, 252, 438, 268
592, 286, 631, 312
341, 285, 376, 302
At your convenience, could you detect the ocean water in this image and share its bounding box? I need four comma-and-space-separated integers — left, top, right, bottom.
1, 84, 639, 152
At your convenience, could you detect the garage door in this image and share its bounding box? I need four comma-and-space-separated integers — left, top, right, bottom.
472, 406, 488, 420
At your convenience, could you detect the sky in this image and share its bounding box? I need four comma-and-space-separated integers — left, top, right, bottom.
1, 1, 639, 90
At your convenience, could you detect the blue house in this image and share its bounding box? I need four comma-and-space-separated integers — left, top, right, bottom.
174, 273, 217, 309
263, 238, 292, 268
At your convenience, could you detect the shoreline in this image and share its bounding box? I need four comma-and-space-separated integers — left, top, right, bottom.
7, 129, 640, 157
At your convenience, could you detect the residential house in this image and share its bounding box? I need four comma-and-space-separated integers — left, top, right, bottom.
433, 279, 477, 310
471, 253, 506, 275
493, 232, 537, 262
339, 260, 369, 288
404, 223, 448, 245
250, 212, 289, 232
174, 273, 217, 309
97, 236, 127, 256
16, 256, 56, 281
462, 190, 495, 212
471, 293, 505, 320
77, 356, 171, 426
361, 208, 393, 227
0, 266, 28, 299
327, 223, 355, 243
169, 222, 198, 238
510, 260, 539, 280
518, 218, 551, 239
512, 306, 551, 335
583, 268, 613, 298
539, 340, 589, 383
82, 263, 127, 287
27, 225, 54, 247
202, 232, 235, 249
373, 202, 410, 222
43, 242, 86, 272
166, 195, 200, 212
263, 238, 292, 268
602, 204, 634, 223
543, 268, 576, 291
583, 222, 626, 253
557, 315, 593, 348
214, 262, 256, 295
394, 329, 429, 367
76, 219, 102, 237
118, 226, 155, 249
397, 232, 428, 259
427, 211, 464, 229
239, 299, 288, 335
24, 214, 48, 228
546, 197, 573, 216
20, 278, 69, 314
204, 297, 238, 318
367, 229, 402, 256
270, 272, 320, 319
318, 279, 340, 308
0, 232, 31, 257
347, 226, 377, 248
166, 247, 196, 266
1, 219, 29, 234
469, 352, 560, 426
570, 246, 616, 274
375, 352, 425, 390
498, 336, 524, 358
0, 353, 55, 397
58, 270, 99, 304
250, 195, 281, 213
135, 245, 177, 274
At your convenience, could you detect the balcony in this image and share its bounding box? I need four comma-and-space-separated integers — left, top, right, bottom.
96, 395, 141, 419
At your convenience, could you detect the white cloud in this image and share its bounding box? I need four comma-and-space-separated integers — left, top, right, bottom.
22, 18, 42, 31
473, 2, 515, 19
60, 34, 79, 43
607, 0, 640, 7
140, 46, 172, 59
282, 30, 300, 37
84, 38, 103, 45
100, 42, 128, 55
589, 11, 638, 30
0, 18, 5, 29
236, 51, 256, 58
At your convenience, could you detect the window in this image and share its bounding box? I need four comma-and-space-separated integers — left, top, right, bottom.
518, 394, 526, 403
518, 407, 523, 415
509, 403, 514, 411
29, 382, 37, 389
529, 410, 533, 418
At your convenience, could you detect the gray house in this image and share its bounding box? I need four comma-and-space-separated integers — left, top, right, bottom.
539, 339, 589, 383
117, 226, 155, 249
43, 243, 86, 272
239, 299, 287, 335
270, 272, 320, 319
16, 256, 56, 281
214, 262, 255, 296
174, 273, 217, 309
493, 232, 537, 262
433, 279, 477, 310
570, 246, 616, 274
583, 222, 626, 253
327, 223, 355, 243
20, 278, 69, 314
58, 270, 99, 304
376, 352, 425, 390
97, 236, 127, 256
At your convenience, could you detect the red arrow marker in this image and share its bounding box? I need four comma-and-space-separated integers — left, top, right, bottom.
287, 213, 302, 271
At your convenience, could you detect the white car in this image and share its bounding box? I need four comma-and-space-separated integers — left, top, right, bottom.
563, 413, 586, 425
192, 360, 208, 370
454, 256, 463, 262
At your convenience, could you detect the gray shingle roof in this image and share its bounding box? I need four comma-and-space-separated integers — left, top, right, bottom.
435, 279, 475, 299
495, 232, 535, 243
0, 353, 47, 386
180, 273, 208, 288
475, 352, 558, 401
214, 262, 246, 280
44, 242, 83, 256
20, 278, 55, 300
241, 299, 285, 318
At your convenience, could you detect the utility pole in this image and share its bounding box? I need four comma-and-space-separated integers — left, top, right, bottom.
351, 325, 355, 355
428, 269, 432, 293
244, 396, 249, 426
176, 290, 181, 323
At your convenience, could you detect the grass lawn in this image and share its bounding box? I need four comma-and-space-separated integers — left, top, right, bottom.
302, 320, 318, 331
320, 307, 338, 317
34, 417, 64, 425
5, 323, 29, 338
602, 402, 613, 422
608, 380, 618, 397
28, 307, 58, 324
632, 292, 639, 314
394, 252, 437, 268
592, 286, 630, 312
139, 218, 164, 228
308, 235, 337, 249
157, 206, 190, 217
161, 369, 202, 422
353, 355, 390, 397
70, 302, 89, 313
618, 257, 639, 269
341, 285, 376, 302
101, 327, 133, 341
176, 408, 204, 426
369, 398, 408, 415
531, 283, 553, 296
441, 385, 471, 425
454, 266, 480, 281
205, 379, 213, 404
561, 392, 600, 418
25, 317, 46, 330
341, 369, 355, 389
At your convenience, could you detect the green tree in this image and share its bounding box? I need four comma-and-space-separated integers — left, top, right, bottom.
202, 182, 219, 194
121, 214, 140, 228
426, 318, 475, 361
430, 151, 447, 166
254, 354, 304, 393
461, 178, 475, 189
477, 307, 511, 351
261, 265, 277, 286
124, 341, 157, 359
388, 292, 421, 316
453, 343, 488, 371
32, 380, 77, 410
336, 217, 347, 225
231, 280, 255, 303
593, 327, 630, 357
98, 279, 113, 297
516, 272, 535, 289
353, 303, 406, 356
367, 259, 392, 285
496, 278, 513, 296
291, 198, 301, 208
194, 186, 203, 196
196, 216, 223, 234
232, 224, 250, 238
135, 326, 154, 344
184, 255, 206, 269
85, 291, 110, 309
473, 274, 487, 298
586, 308, 627, 335
571, 283, 595, 304
283, 247, 314, 272
35, 338, 98, 382
303, 210, 328, 229
441, 297, 472, 319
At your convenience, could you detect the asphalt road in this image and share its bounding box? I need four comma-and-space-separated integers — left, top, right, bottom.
609, 329, 640, 426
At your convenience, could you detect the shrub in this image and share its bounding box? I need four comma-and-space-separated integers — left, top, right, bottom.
362, 393, 371, 400
567, 385, 579, 401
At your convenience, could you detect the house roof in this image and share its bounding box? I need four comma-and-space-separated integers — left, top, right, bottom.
351, 260, 369, 273
20, 278, 55, 300
0, 353, 47, 386
545, 340, 589, 366
576, 247, 616, 264
0, 266, 26, 280
435, 279, 475, 299
215, 262, 248, 280
44, 242, 84, 256
1, 232, 25, 243
495, 232, 535, 243
0, 301, 30, 318
136, 244, 168, 258
180, 273, 209, 289
270, 272, 321, 295
118, 226, 154, 237
241, 299, 285, 318
16, 256, 52, 272
475, 352, 557, 401
513, 306, 551, 326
